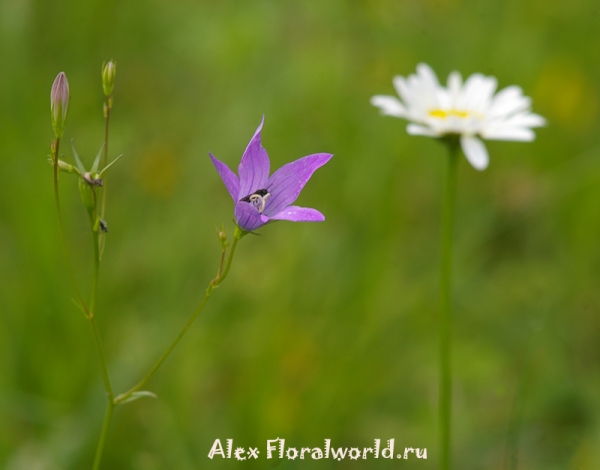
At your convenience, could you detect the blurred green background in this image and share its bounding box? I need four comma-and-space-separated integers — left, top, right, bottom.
1, 0, 600, 468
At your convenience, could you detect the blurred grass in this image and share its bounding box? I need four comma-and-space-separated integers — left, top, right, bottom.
1, 0, 600, 468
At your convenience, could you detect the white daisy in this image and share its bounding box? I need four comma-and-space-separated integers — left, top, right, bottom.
371, 63, 546, 170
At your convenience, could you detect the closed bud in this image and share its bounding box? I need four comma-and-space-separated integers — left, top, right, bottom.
102, 61, 116, 98
216, 224, 228, 249
51, 72, 69, 138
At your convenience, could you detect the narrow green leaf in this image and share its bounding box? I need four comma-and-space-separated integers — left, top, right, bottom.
119, 391, 158, 405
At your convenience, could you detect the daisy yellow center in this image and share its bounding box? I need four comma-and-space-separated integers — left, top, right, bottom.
429, 109, 470, 119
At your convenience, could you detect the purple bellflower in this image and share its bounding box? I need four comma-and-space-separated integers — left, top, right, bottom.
210, 118, 332, 232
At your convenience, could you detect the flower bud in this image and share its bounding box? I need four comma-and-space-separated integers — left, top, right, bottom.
51, 72, 69, 139
102, 61, 116, 98
216, 224, 228, 249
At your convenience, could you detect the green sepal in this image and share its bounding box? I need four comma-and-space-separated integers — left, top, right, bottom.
70, 141, 121, 182
97, 154, 123, 177
91, 144, 105, 173
233, 222, 251, 240
71, 140, 87, 174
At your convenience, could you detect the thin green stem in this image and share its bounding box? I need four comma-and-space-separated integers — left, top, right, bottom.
87, 193, 115, 470
90, 230, 100, 314
92, 400, 115, 470
216, 230, 240, 285
99, 101, 111, 260
439, 141, 459, 470
86, 193, 114, 398
114, 233, 242, 405
100, 102, 110, 222
89, 315, 114, 399
53, 137, 115, 468
88, 246, 114, 399
51, 138, 89, 316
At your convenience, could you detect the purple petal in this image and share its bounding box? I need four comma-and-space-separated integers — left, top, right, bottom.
210, 153, 240, 202
270, 206, 325, 222
263, 153, 333, 217
234, 201, 269, 231
238, 116, 270, 198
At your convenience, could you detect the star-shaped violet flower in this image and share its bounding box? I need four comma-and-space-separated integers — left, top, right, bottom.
210, 118, 332, 232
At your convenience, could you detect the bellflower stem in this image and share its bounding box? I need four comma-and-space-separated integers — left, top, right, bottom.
52, 137, 115, 469
439, 140, 458, 470
89, 197, 114, 470
101, 101, 110, 218
99, 100, 111, 259
92, 400, 114, 470
51, 138, 88, 315
90, 231, 115, 410
89, 308, 114, 398
114, 229, 243, 405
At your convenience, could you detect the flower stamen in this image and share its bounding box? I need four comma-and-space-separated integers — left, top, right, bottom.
240, 189, 271, 214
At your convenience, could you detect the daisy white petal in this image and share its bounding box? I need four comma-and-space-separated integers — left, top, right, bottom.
496, 111, 546, 128
447, 71, 462, 98
417, 63, 441, 90
460, 136, 489, 170
480, 127, 536, 141
370, 95, 407, 117
407, 123, 440, 137
487, 86, 531, 118
442, 71, 462, 109
393, 76, 413, 105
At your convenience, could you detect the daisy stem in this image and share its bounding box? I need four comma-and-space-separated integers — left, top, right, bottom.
439, 140, 459, 470
113, 229, 242, 405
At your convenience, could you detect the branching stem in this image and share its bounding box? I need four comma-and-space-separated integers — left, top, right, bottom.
51, 138, 88, 316
114, 231, 242, 405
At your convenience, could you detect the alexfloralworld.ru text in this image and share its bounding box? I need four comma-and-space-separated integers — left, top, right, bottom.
208, 438, 427, 461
